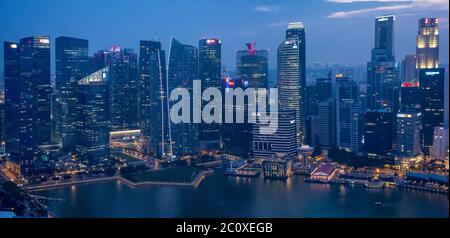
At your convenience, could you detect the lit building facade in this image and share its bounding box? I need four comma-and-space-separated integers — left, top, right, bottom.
252, 110, 297, 159
396, 111, 421, 158
222, 43, 269, 158
168, 38, 199, 157
55, 36, 89, 151
4, 37, 52, 176
420, 68, 444, 151
277, 22, 306, 146
139, 40, 169, 157
107, 46, 139, 131
430, 127, 448, 160
416, 18, 439, 69
367, 15, 400, 112
198, 38, 222, 150
76, 68, 110, 165
336, 77, 362, 154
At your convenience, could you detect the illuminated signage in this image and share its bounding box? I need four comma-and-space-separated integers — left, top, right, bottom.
39, 38, 50, 44
401, 82, 419, 88
425, 71, 440, 76
10, 44, 17, 49
206, 39, 218, 44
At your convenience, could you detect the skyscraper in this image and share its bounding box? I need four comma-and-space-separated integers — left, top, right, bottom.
401, 54, 416, 82
20, 36, 52, 147
55, 36, 89, 151
167, 38, 199, 157
76, 68, 110, 165
139, 40, 169, 157
107, 46, 138, 131
420, 68, 444, 152
252, 110, 297, 159
430, 127, 449, 160
222, 43, 269, 158
400, 81, 421, 110
198, 38, 221, 151
336, 77, 362, 154
4, 41, 21, 162
277, 22, 306, 146
416, 18, 439, 69
4, 37, 52, 176
364, 110, 393, 158
367, 15, 400, 112
318, 98, 336, 149
374, 15, 395, 59
396, 110, 421, 158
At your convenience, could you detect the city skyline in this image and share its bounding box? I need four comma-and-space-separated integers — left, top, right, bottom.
0, 0, 448, 221
0, 0, 449, 72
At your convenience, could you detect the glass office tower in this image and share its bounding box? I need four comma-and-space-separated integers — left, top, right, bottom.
277, 22, 306, 146
55, 36, 89, 151
139, 40, 169, 157
168, 38, 199, 157
76, 68, 110, 165
198, 38, 222, 151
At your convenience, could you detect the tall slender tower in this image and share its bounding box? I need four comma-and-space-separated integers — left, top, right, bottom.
367, 15, 400, 111
55, 36, 89, 152
168, 38, 199, 157
106, 46, 138, 131
416, 18, 439, 69
277, 22, 306, 146
198, 38, 222, 151
139, 40, 169, 157
4, 36, 52, 177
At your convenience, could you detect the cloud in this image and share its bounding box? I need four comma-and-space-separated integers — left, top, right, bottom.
327, 0, 448, 19
253, 5, 281, 12
267, 21, 291, 27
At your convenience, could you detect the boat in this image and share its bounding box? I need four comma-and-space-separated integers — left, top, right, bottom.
374, 201, 384, 206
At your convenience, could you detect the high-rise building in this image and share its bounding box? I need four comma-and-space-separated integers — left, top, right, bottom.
416, 18, 439, 69
374, 15, 395, 59
106, 46, 138, 131
364, 110, 393, 157
4, 37, 52, 176
401, 55, 417, 82
336, 77, 362, 153
167, 38, 199, 157
3, 42, 21, 159
236, 43, 268, 90
89, 50, 108, 73
367, 15, 400, 112
252, 110, 297, 159
76, 68, 110, 165
55, 36, 89, 151
222, 43, 269, 158
277, 22, 306, 146
420, 68, 444, 152
430, 127, 449, 160
139, 40, 169, 157
400, 81, 421, 110
318, 98, 336, 149
198, 38, 221, 150
396, 110, 421, 158
4, 41, 21, 163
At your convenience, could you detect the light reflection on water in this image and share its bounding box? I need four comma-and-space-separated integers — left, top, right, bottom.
38, 173, 449, 218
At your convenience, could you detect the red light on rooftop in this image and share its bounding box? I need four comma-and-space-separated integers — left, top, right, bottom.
401, 82, 420, 88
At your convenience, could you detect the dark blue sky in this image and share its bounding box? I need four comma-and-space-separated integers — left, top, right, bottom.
0, 0, 448, 70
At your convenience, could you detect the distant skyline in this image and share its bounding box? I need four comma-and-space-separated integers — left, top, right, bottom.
0, 0, 448, 70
